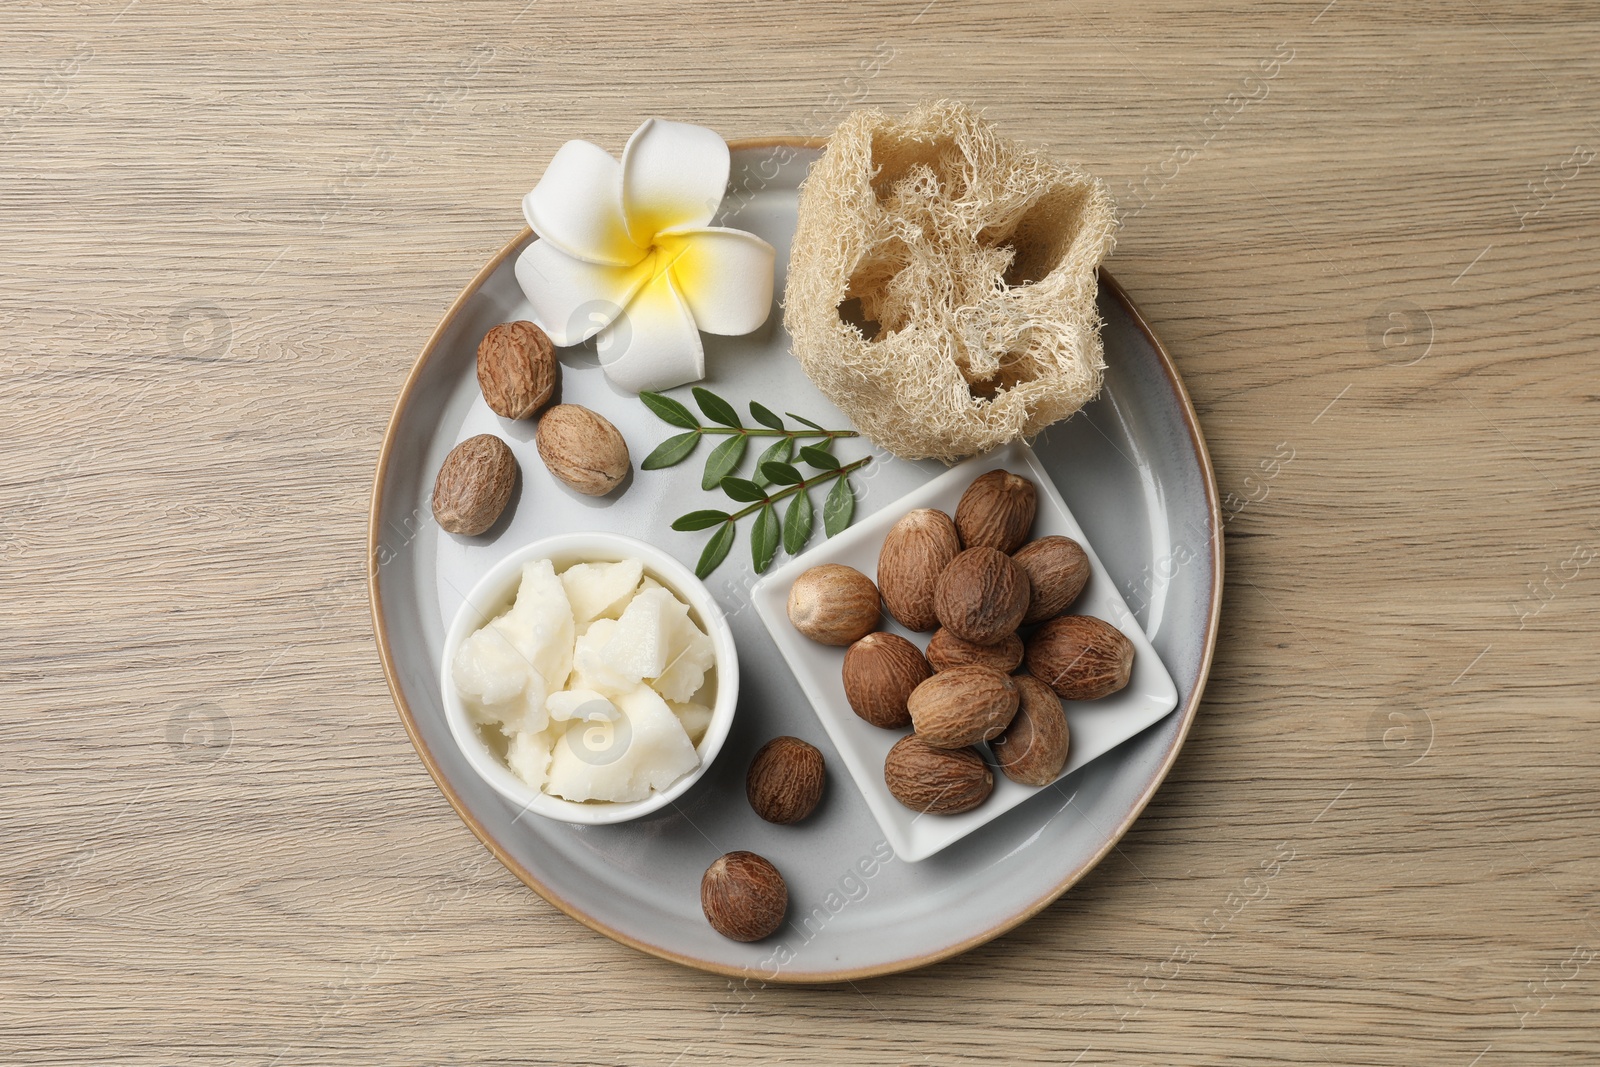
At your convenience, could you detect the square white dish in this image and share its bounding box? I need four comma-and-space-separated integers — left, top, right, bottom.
750, 439, 1179, 862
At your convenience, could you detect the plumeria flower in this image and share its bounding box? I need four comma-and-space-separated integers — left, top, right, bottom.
513, 119, 776, 394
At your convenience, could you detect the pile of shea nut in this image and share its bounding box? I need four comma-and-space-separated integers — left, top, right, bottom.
432, 321, 632, 537
788, 469, 1135, 814
698, 727, 830, 944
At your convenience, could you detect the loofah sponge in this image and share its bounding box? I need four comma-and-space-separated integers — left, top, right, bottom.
784, 101, 1116, 462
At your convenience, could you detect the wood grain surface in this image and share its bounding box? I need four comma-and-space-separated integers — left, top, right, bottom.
4, 1, 1598, 1063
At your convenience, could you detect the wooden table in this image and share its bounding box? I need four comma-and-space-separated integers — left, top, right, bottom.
4, 1, 1597, 1063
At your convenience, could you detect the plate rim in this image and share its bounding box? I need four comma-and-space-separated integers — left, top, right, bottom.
367, 136, 1224, 983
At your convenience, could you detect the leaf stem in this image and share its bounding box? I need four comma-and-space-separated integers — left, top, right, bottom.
693, 427, 859, 440
724, 456, 871, 521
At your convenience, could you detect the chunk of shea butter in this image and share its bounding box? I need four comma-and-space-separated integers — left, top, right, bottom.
452, 621, 535, 708
568, 618, 635, 698
501, 559, 575, 692
547, 688, 620, 723
653, 608, 716, 703
452, 560, 576, 736
561, 558, 643, 629
599, 586, 685, 684
506, 730, 554, 791
545, 685, 699, 802
670, 701, 713, 746
467, 680, 549, 737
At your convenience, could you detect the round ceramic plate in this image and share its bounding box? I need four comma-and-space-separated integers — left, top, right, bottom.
369, 138, 1222, 982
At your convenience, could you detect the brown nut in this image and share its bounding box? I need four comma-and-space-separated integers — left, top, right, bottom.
993, 675, 1070, 786
535, 404, 629, 496
877, 508, 960, 631
477, 321, 557, 419
1024, 615, 1135, 700
701, 851, 787, 942
883, 735, 993, 815
787, 564, 880, 645
746, 737, 825, 824
906, 665, 1019, 748
842, 633, 932, 729
933, 547, 1030, 645
1014, 535, 1091, 624
431, 434, 517, 536
925, 628, 1024, 673
954, 469, 1036, 552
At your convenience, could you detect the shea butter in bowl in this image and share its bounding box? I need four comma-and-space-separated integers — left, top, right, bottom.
439, 533, 738, 825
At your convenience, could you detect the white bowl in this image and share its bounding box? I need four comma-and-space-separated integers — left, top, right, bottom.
439, 532, 739, 825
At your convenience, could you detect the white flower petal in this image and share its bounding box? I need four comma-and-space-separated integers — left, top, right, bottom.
659, 228, 776, 336
595, 263, 704, 393
621, 119, 730, 246
514, 238, 650, 346
523, 139, 645, 267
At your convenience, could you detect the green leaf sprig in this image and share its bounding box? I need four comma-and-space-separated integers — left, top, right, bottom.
639, 387, 869, 577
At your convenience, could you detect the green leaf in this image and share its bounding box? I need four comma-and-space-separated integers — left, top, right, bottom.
695, 523, 736, 579
749, 402, 784, 431
672, 509, 731, 532
760, 461, 804, 485
701, 434, 747, 490
800, 445, 840, 470
721, 477, 768, 503
751, 505, 779, 572
783, 490, 813, 554
751, 437, 793, 488
693, 387, 743, 428
640, 391, 699, 429
788, 412, 827, 431
641, 431, 700, 470
823, 475, 855, 536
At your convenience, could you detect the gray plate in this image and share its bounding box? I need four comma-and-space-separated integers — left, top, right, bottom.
369, 139, 1223, 982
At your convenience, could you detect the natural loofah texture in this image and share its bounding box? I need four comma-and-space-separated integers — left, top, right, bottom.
784, 101, 1116, 462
